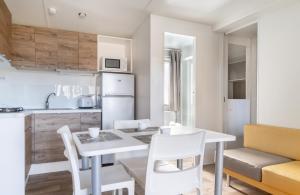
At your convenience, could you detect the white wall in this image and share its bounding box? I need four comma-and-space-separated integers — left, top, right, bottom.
0, 69, 96, 109
0, 116, 25, 195
257, 2, 300, 128
150, 15, 224, 132
132, 16, 151, 119
147, 15, 224, 164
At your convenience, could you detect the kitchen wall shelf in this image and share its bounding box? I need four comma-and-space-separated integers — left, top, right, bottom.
97, 35, 133, 72
228, 78, 246, 82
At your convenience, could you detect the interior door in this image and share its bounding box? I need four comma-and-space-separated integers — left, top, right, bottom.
224, 36, 251, 149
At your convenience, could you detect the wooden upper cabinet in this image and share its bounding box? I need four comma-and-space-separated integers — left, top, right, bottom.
35, 27, 58, 70
9, 22, 98, 71
78, 33, 97, 71
57, 30, 79, 70
11, 25, 36, 68
0, 0, 12, 58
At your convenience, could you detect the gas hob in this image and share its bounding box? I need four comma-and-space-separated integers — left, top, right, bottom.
0, 107, 23, 113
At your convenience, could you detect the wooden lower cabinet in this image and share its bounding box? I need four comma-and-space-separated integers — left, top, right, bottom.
80, 112, 101, 131
33, 112, 101, 164
25, 115, 32, 179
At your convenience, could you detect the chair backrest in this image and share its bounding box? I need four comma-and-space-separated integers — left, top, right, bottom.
145, 131, 206, 195
57, 126, 81, 194
114, 119, 151, 129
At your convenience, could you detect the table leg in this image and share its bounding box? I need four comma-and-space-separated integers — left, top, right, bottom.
177, 159, 183, 195
81, 156, 89, 170
177, 159, 183, 170
92, 155, 102, 195
214, 142, 224, 195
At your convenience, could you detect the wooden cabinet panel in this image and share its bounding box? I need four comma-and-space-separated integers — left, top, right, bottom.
57, 30, 79, 70
0, 0, 12, 58
25, 115, 32, 179
35, 27, 58, 70
78, 33, 97, 71
11, 25, 36, 68
80, 112, 101, 131
33, 113, 80, 163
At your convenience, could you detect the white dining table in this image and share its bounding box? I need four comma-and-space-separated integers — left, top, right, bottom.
72, 126, 236, 195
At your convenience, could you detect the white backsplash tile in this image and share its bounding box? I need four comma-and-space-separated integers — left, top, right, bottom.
0, 69, 96, 109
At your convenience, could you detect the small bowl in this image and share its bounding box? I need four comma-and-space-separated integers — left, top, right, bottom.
160, 126, 171, 135
88, 127, 100, 138
138, 121, 149, 131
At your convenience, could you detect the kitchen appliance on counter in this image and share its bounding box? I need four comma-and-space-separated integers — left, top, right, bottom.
100, 56, 128, 72
96, 72, 135, 164
78, 95, 95, 108
0, 107, 23, 113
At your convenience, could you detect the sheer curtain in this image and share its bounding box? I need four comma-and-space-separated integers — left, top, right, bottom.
169, 49, 182, 122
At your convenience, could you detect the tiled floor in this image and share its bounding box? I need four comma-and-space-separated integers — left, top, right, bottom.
26, 165, 269, 195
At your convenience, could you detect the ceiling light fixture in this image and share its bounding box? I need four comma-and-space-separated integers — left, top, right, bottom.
78, 12, 87, 18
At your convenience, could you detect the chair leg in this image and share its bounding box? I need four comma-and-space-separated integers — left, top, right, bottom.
112, 190, 117, 195
118, 189, 123, 195
226, 174, 231, 187
127, 181, 135, 195
196, 187, 202, 195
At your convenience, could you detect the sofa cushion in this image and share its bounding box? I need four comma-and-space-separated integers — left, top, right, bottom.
224, 148, 291, 181
262, 161, 300, 195
244, 124, 300, 160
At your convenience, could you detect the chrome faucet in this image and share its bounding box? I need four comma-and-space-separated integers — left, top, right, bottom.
45, 92, 56, 109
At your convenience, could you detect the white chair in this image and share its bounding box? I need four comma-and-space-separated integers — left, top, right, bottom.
114, 119, 151, 130
121, 131, 206, 195
57, 125, 135, 195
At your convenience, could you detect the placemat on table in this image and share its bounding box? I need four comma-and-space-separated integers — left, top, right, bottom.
77, 132, 122, 144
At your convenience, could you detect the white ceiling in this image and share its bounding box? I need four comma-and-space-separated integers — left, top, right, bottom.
4, 0, 293, 38
5, 0, 151, 37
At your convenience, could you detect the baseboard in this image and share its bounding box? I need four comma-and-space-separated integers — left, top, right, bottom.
29, 161, 71, 175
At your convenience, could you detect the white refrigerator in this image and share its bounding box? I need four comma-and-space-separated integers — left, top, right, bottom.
96, 72, 135, 164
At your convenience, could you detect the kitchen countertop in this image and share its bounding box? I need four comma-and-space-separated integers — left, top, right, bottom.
0, 108, 102, 118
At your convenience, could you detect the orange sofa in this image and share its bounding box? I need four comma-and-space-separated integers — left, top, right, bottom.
223, 124, 300, 195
